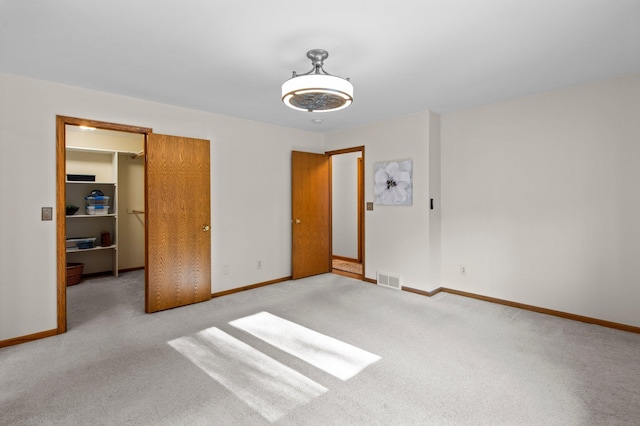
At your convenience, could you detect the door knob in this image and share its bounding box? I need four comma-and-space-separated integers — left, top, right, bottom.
202, 225, 210, 232
295, 219, 301, 224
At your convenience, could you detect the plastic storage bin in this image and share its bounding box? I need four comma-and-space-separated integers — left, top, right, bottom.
85, 195, 110, 205
66, 237, 96, 249
86, 205, 110, 215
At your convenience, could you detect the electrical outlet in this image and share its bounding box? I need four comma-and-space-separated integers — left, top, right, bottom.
460, 265, 467, 275
257, 260, 262, 269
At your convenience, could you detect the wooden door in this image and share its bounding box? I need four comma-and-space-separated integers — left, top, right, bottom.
291, 151, 330, 279
145, 134, 211, 312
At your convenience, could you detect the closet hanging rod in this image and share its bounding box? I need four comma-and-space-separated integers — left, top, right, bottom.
131, 151, 145, 159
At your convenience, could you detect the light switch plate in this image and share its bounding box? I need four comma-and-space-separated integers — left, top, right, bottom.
42, 207, 53, 221
366, 202, 374, 211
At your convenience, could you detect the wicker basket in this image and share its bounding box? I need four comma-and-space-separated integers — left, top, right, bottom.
66, 263, 84, 286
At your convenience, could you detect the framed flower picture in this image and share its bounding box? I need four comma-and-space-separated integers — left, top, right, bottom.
374, 160, 413, 206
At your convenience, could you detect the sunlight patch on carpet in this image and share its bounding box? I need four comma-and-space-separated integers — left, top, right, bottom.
168, 327, 327, 422
230, 312, 381, 380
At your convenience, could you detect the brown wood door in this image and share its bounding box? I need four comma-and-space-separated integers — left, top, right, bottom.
291, 151, 330, 279
145, 133, 211, 313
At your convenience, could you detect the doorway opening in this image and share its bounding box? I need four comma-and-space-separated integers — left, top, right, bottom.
57, 116, 213, 333
56, 116, 151, 333
327, 146, 364, 280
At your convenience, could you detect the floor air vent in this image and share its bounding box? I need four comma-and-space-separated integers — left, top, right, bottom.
377, 272, 402, 290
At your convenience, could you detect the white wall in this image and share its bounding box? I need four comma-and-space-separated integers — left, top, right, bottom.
441, 73, 640, 327
326, 111, 440, 291
0, 73, 323, 341
66, 127, 144, 152
4, 71, 639, 342
332, 151, 361, 259
428, 112, 442, 287
118, 152, 145, 271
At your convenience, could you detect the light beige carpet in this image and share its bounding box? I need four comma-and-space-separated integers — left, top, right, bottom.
3, 271, 640, 425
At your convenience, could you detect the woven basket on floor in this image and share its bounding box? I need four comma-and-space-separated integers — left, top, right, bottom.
66, 263, 84, 286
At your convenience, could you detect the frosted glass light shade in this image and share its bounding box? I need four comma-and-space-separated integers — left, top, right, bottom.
282, 74, 353, 112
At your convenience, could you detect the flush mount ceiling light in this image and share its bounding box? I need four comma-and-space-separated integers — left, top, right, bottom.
282, 49, 353, 113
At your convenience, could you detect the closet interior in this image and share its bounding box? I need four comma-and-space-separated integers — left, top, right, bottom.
65, 125, 145, 282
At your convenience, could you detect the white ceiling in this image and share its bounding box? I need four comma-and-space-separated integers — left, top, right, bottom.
1, 0, 639, 134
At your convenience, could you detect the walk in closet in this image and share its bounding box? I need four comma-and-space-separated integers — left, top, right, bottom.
65, 126, 145, 278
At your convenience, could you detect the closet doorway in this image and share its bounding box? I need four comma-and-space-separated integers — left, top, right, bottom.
64, 126, 146, 278
56, 116, 212, 333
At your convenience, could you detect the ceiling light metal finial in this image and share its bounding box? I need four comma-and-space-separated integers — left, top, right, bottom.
307, 49, 329, 68
282, 49, 353, 113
